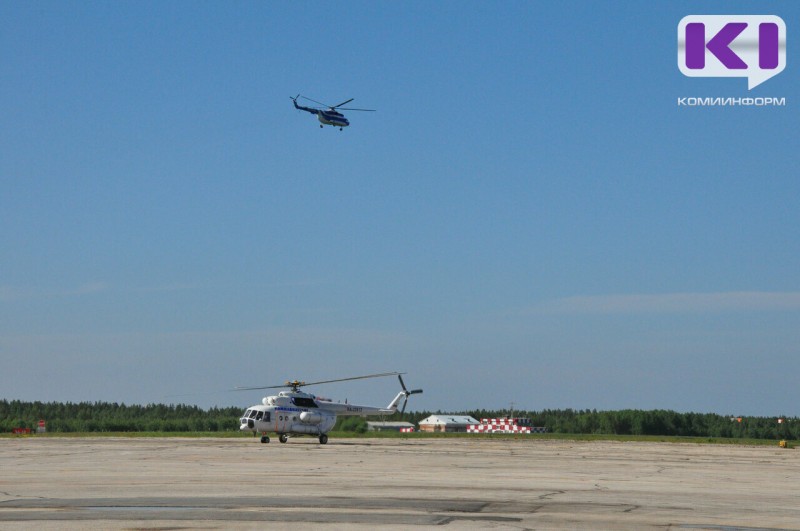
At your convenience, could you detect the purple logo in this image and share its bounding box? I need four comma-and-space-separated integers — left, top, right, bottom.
678, 15, 786, 89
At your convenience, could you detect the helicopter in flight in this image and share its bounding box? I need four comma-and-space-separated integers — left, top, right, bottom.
291, 94, 375, 130
237, 372, 422, 444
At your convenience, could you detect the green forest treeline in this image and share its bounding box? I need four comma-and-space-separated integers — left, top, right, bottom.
1, 400, 797, 439
1, 401, 240, 433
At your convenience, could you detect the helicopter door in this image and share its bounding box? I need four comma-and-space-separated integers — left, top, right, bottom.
255, 410, 272, 430
276, 410, 289, 433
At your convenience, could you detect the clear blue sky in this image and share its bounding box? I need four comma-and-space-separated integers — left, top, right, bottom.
2, 1, 798, 416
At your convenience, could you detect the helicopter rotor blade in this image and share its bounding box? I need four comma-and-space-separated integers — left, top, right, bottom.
296, 96, 375, 111
331, 98, 354, 109
398, 374, 408, 414
298, 372, 403, 388
235, 383, 295, 391
235, 371, 403, 392
299, 95, 331, 108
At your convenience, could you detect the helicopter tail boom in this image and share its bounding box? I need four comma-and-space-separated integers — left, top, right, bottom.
384, 391, 407, 412
290, 94, 319, 115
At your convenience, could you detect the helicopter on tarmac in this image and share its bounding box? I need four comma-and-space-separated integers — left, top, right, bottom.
291, 94, 376, 130
237, 372, 422, 444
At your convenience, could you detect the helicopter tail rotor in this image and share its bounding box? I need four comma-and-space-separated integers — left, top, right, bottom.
398, 374, 423, 415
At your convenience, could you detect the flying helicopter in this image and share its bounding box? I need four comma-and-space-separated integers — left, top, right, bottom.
291, 94, 375, 130
237, 372, 422, 444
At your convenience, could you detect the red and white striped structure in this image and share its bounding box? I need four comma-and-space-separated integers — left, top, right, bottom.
467, 418, 547, 434
400, 427, 415, 433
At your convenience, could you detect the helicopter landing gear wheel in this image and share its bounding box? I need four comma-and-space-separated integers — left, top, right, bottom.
319, 434, 328, 444
279, 433, 288, 443
260, 436, 270, 444
320, 124, 323, 128
339, 127, 343, 131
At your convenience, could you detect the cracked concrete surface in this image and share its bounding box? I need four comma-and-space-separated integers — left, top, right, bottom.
1, 437, 798, 529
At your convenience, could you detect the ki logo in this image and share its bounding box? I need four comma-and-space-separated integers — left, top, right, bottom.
678, 15, 786, 90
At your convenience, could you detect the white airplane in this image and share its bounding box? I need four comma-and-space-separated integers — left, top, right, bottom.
237, 372, 422, 444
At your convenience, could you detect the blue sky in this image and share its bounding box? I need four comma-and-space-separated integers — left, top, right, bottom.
2, 2, 799, 416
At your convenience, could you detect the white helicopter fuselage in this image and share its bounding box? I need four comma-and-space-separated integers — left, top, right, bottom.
317, 110, 349, 128
239, 390, 405, 438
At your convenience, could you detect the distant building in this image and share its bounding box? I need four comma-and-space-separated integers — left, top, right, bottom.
418, 415, 480, 433
366, 421, 415, 432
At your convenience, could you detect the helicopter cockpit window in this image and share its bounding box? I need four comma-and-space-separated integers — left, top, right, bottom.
291, 397, 318, 408
248, 410, 258, 419
255, 411, 263, 420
